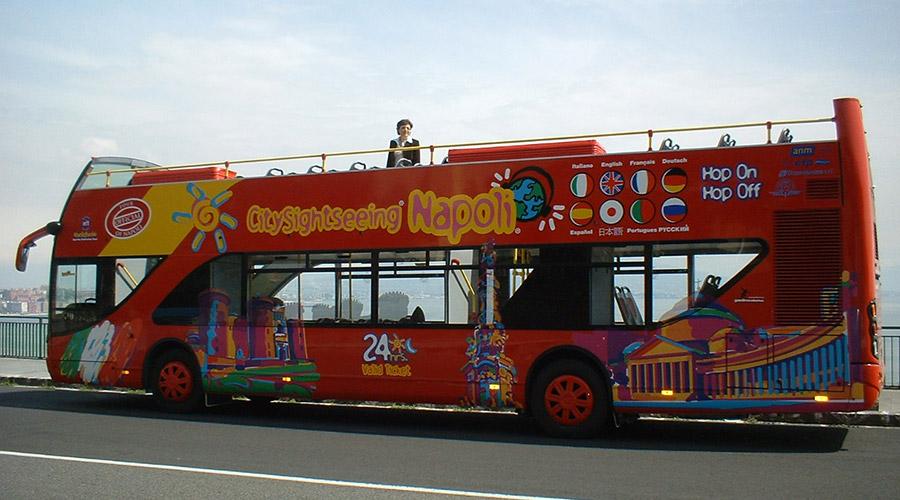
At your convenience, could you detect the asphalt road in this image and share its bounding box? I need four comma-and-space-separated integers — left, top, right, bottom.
1, 385, 899, 499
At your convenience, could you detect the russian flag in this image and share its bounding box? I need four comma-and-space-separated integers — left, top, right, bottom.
662, 197, 687, 223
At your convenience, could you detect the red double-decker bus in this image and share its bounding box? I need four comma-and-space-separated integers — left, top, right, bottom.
17, 97, 882, 437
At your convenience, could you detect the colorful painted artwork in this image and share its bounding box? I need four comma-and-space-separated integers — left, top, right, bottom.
59, 320, 138, 386
186, 290, 320, 397
607, 302, 853, 410
461, 241, 519, 409
498, 166, 565, 232
171, 182, 238, 254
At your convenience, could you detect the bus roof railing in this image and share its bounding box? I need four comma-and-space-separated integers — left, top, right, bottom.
85, 115, 835, 184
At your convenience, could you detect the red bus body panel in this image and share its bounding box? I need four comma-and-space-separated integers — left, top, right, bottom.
44, 98, 882, 416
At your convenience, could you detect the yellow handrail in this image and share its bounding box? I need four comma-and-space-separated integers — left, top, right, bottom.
87, 115, 834, 177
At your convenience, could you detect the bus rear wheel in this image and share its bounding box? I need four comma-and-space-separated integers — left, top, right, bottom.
152, 349, 203, 412
531, 359, 609, 438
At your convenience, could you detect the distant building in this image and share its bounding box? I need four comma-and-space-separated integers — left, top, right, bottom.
0, 286, 49, 316
3, 301, 28, 314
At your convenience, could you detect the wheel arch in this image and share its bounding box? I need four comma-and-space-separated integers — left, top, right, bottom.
142, 338, 199, 390
524, 345, 612, 413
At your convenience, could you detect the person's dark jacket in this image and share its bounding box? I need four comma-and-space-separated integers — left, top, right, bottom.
387, 138, 421, 167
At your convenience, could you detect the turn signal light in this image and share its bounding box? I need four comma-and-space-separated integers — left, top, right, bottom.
661, 389, 674, 396
815, 395, 829, 402
282, 376, 292, 382
868, 300, 880, 358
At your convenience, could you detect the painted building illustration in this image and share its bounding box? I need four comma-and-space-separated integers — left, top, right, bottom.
187, 289, 320, 397
618, 305, 851, 406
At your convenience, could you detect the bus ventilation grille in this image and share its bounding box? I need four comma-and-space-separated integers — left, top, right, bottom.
805, 178, 840, 200
774, 210, 842, 325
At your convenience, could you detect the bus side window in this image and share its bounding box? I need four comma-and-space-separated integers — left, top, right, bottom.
612, 247, 646, 326
153, 255, 242, 325
449, 249, 479, 324
113, 257, 162, 306
377, 249, 446, 324
591, 248, 614, 326
499, 246, 590, 330
53, 263, 101, 331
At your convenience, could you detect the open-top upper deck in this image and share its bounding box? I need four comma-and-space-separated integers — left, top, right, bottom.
76, 109, 836, 191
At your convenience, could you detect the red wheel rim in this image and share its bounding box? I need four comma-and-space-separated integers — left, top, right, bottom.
158, 361, 193, 402
544, 374, 594, 426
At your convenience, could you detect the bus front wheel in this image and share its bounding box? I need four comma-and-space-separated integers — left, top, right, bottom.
531, 359, 609, 438
151, 349, 203, 412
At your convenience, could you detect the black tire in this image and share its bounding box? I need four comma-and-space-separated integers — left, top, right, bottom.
530, 359, 610, 438
151, 349, 203, 413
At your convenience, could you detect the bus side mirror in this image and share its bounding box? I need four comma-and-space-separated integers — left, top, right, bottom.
16, 222, 59, 272
16, 241, 35, 272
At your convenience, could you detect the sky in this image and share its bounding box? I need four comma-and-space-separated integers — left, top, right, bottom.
2, 1, 900, 312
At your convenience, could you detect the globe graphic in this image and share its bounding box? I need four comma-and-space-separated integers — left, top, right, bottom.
507, 177, 547, 221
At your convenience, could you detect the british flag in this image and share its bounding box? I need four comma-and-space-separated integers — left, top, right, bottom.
599, 171, 624, 196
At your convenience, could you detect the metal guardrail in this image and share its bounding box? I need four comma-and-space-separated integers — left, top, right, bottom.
0, 316, 897, 388
883, 327, 899, 389
85, 115, 835, 184
0, 315, 47, 359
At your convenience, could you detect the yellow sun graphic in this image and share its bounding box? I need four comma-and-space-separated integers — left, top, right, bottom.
172, 183, 238, 253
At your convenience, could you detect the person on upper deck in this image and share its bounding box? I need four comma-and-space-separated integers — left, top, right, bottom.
387, 118, 421, 167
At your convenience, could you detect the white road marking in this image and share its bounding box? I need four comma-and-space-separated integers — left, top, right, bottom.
0, 450, 567, 499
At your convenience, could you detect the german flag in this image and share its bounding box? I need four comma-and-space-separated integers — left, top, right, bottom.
662, 167, 687, 194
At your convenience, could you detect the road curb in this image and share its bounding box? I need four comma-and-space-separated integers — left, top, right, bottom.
0, 376, 89, 391
1, 376, 52, 387
757, 411, 900, 427
3, 376, 898, 427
